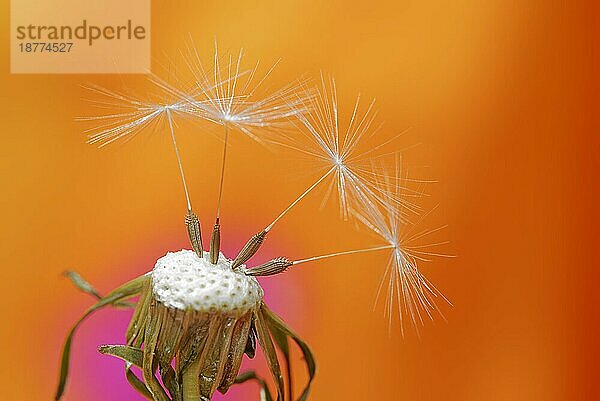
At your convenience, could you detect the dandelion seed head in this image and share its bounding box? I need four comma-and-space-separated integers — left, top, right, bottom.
182, 39, 312, 144
79, 76, 198, 148
351, 159, 451, 336
275, 73, 401, 221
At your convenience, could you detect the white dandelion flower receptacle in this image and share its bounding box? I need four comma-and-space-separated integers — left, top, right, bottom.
151, 250, 263, 314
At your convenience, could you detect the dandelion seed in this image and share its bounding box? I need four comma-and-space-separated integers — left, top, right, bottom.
233, 74, 403, 268
183, 39, 310, 143
80, 77, 207, 256
273, 73, 384, 219
247, 158, 452, 336
182, 40, 312, 264
351, 159, 453, 336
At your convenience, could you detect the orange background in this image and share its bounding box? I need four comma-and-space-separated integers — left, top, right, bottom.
0, 1, 597, 401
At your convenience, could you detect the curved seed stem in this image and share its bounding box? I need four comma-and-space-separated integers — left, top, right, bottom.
292, 244, 394, 265
166, 108, 192, 211
265, 167, 335, 232
216, 123, 229, 219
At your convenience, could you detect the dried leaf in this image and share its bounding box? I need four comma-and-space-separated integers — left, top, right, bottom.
198, 317, 236, 397
64, 270, 135, 308
244, 321, 257, 359
127, 279, 153, 346
262, 304, 316, 401
98, 344, 153, 400
270, 325, 292, 401
99, 344, 144, 366
126, 366, 154, 400
218, 313, 252, 394
64, 271, 102, 298
160, 362, 182, 401
142, 303, 170, 401
255, 307, 284, 401
234, 371, 275, 401
55, 275, 149, 400
181, 316, 223, 401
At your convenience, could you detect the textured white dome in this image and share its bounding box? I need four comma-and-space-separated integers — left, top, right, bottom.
151, 249, 263, 315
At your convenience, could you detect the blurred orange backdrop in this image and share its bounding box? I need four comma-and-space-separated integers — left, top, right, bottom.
0, 1, 597, 401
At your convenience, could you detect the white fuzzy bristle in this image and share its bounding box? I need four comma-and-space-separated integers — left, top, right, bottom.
151, 249, 263, 315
